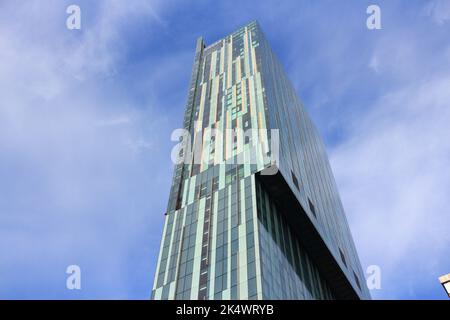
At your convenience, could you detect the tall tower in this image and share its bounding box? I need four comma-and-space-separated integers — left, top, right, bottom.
152, 21, 370, 300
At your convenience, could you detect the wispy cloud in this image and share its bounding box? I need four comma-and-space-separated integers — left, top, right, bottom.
329, 1, 450, 298
0, 0, 176, 299
96, 115, 132, 127
369, 54, 380, 74
125, 138, 153, 154
1, 0, 449, 300
424, 0, 450, 25
331, 73, 450, 298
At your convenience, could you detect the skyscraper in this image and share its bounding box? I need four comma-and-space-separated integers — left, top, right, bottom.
152, 21, 370, 300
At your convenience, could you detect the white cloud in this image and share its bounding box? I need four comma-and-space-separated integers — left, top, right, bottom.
96, 115, 132, 127
330, 74, 450, 298
425, 0, 450, 25
328, 3, 450, 298
2, 0, 448, 300
125, 137, 153, 154
63, 0, 168, 80
369, 54, 380, 74
0, 0, 174, 298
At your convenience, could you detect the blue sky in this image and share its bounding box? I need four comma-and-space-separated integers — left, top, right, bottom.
1, 0, 449, 299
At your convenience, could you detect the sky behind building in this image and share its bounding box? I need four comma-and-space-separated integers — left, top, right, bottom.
1, 0, 449, 299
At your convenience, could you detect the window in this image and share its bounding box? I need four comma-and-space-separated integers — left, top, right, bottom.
198, 288, 207, 300
308, 198, 316, 218
339, 248, 347, 268
443, 282, 450, 296
291, 171, 299, 190
199, 272, 208, 286
248, 277, 257, 297
353, 271, 362, 291
199, 184, 207, 198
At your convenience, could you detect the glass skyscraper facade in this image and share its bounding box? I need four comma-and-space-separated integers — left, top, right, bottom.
152, 21, 370, 300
